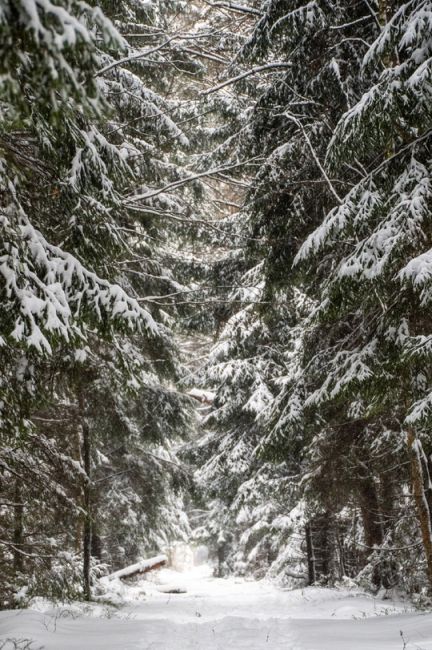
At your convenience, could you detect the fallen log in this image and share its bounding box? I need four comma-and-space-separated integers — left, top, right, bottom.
187, 388, 215, 405
107, 554, 167, 581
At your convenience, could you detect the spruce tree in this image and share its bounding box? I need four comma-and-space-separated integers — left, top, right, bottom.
0, 0, 199, 604
295, 0, 432, 590
193, 0, 379, 583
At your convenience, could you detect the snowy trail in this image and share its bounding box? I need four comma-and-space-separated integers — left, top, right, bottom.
1, 567, 432, 649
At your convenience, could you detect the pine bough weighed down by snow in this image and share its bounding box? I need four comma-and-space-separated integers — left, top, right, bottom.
0, 0, 195, 605
191, 0, 432, 597
3, 0, 432, 606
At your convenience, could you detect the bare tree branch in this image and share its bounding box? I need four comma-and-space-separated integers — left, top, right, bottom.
203, 1, 263, 16
201, 63, 292, 96
124, 158, 261, 203
95, 37, 177, 77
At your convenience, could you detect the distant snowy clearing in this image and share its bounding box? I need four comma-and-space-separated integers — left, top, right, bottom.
1, 567, 431, 649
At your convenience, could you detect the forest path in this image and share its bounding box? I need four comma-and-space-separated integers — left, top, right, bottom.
1, 566, 432, 649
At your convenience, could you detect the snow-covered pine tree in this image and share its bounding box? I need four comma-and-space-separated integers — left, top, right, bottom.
0, 0, 153, 426
192, 0, 380, 583
0, 0, 139, 603
193, 279, 311, 580
0, 0, 200, 604
72, 0, 197, 582
295, 0, 432, 592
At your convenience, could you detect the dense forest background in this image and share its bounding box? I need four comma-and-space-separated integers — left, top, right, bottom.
1, 0, 432, 608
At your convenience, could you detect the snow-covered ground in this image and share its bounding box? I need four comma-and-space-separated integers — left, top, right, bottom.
1, 566, 431, 649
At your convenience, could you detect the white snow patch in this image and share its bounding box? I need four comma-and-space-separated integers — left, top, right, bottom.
1, 567, 430, 649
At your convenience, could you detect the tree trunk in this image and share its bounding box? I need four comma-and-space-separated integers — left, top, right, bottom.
418, 442, 432, 524
107, 555, 167, 581
336, 527, 346, 580
426, 455, 432, 523
379, 474, 398, 589
305, 522, 316, 585
13, 480, 24, 574
359, 477, 383, 548
91, 527, 102, 561
319, 513, 331, 582
359, 475, 383, 589
407, 427, 432, 589
82, 415, 92, 601
74, 426, 83, 554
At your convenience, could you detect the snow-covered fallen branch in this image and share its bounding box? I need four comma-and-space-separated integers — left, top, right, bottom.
107, 554, 167, 581
188, 388, 215, 405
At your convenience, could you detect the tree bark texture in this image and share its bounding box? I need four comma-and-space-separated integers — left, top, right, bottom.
359, 475, 383, 589
407, 427, 432, 590
13, 479, 24, 574
82, 415, 92, 602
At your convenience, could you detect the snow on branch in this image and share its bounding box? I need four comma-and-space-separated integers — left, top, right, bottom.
201, 63, 293, 96
0, 216, 158, 352
202, 1, 263, 16
124, 159, 261, 203
95, 38, 177, 77
188, 388, 215, 405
